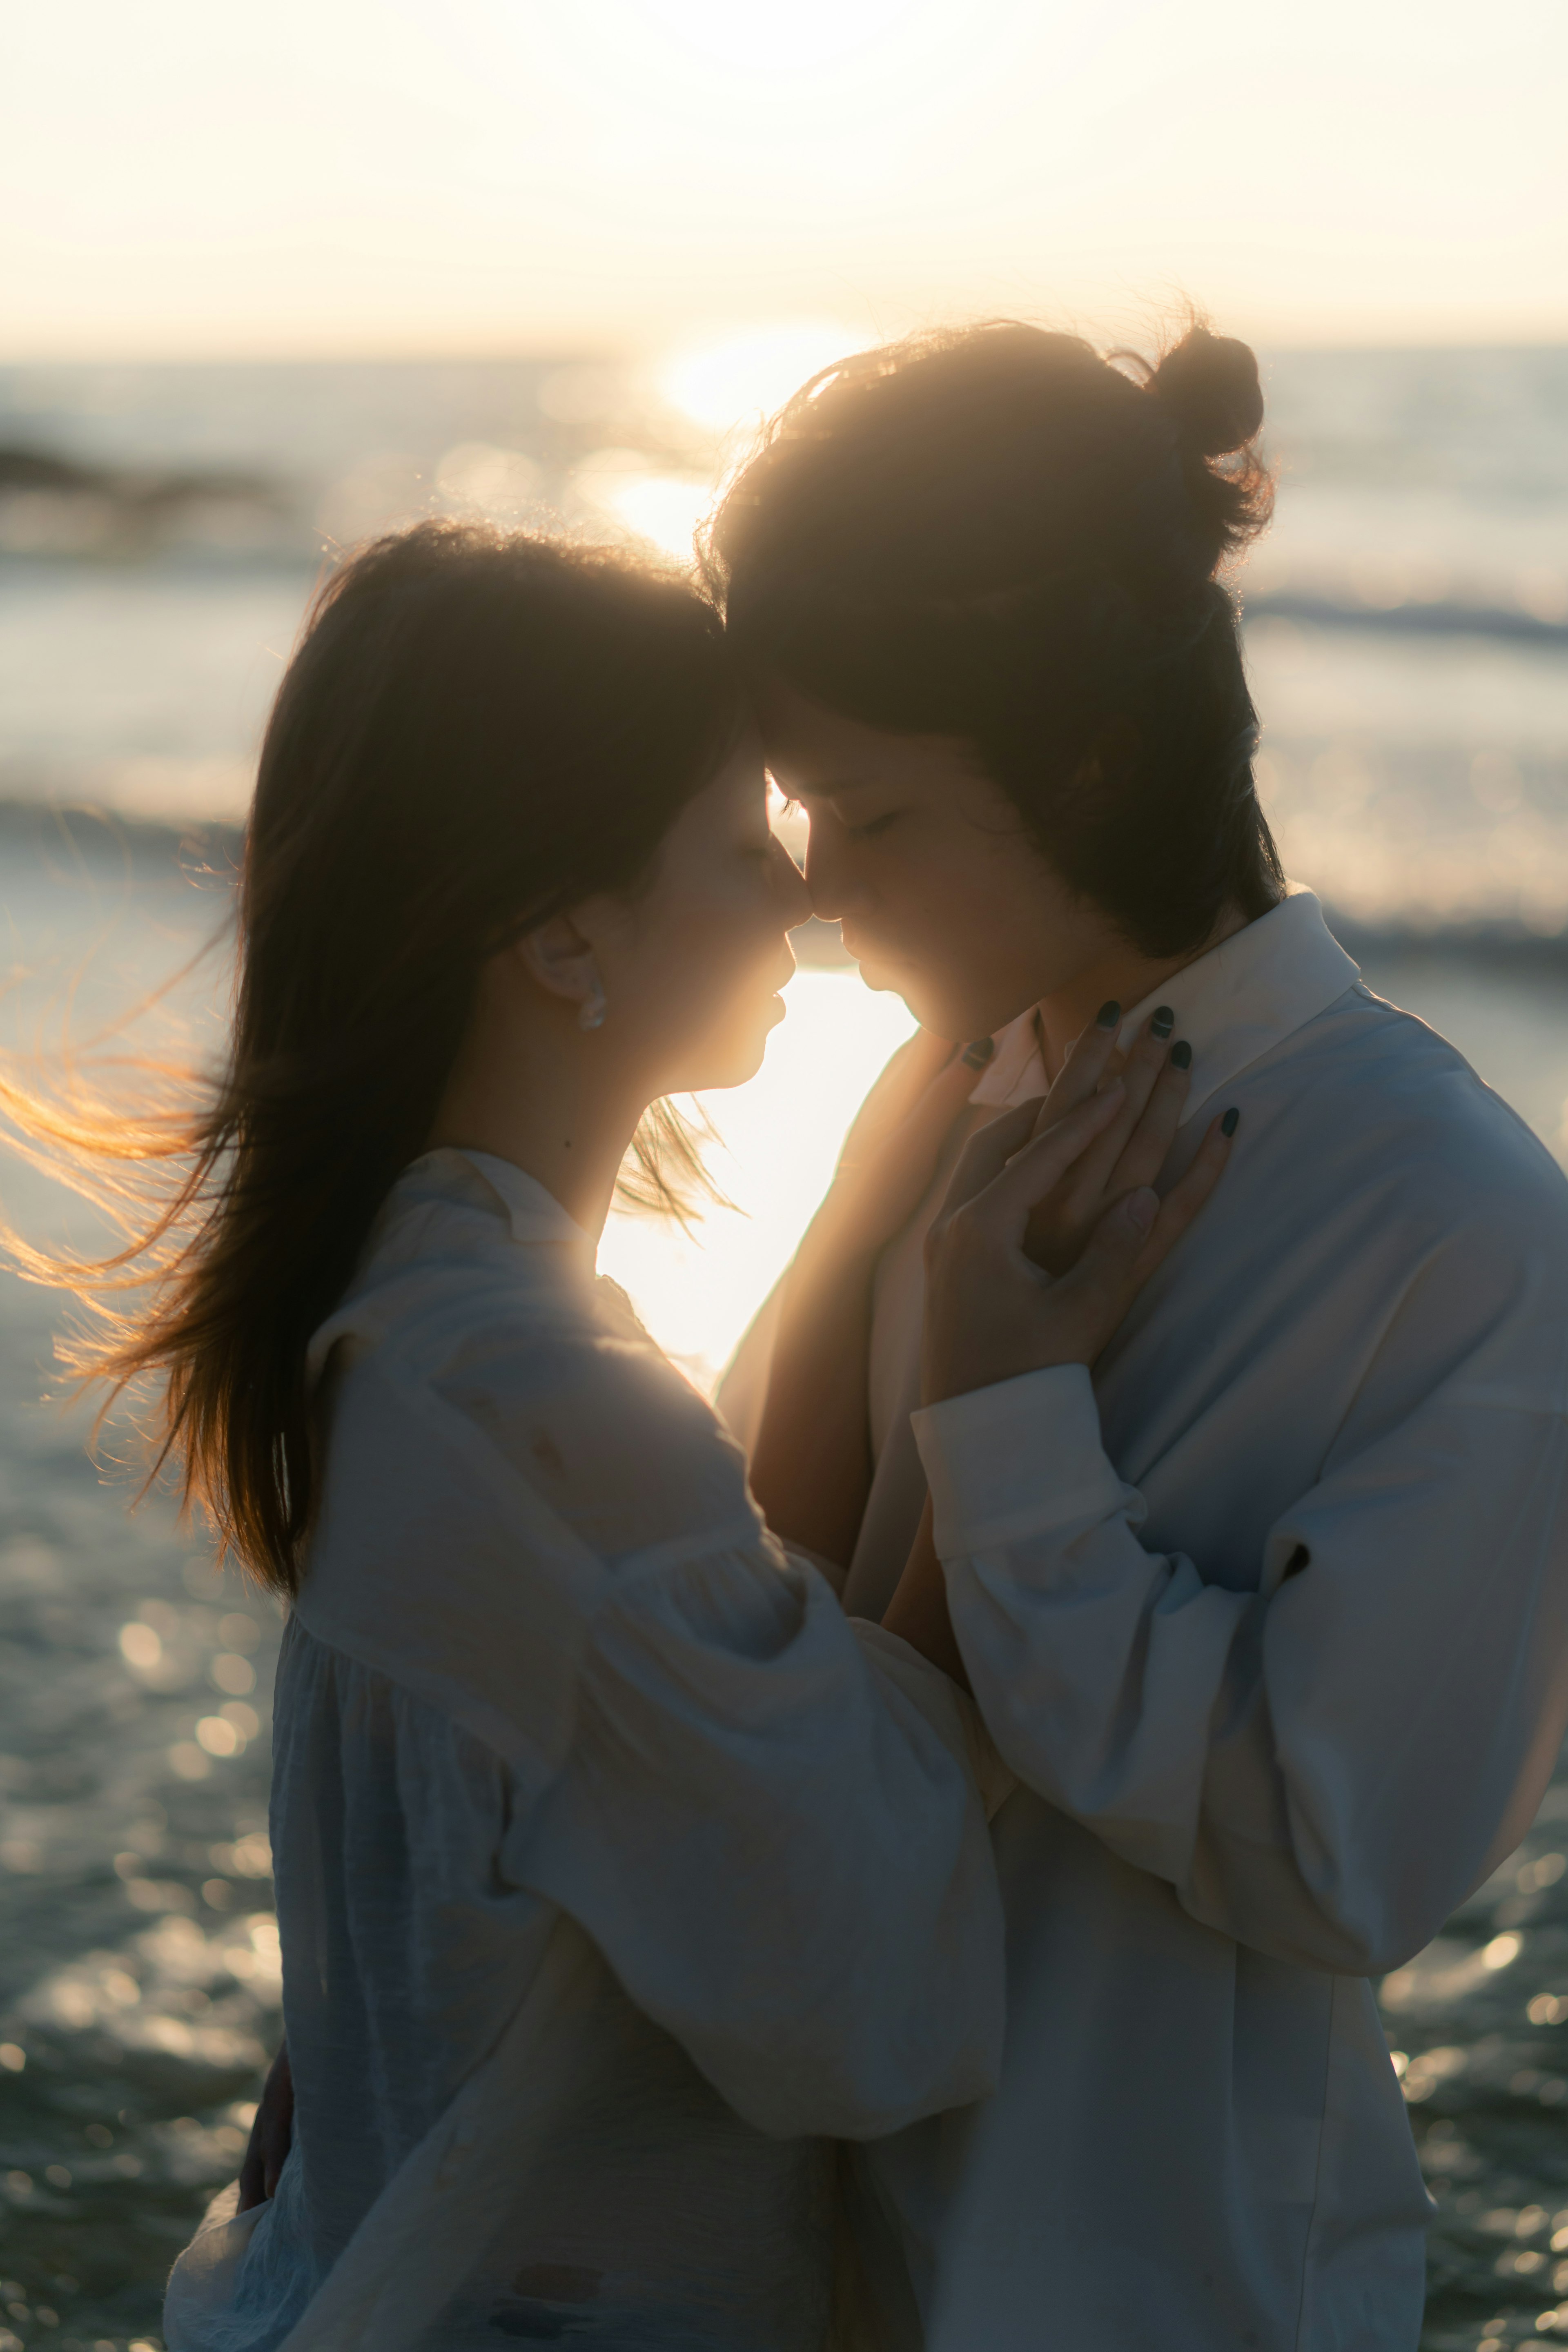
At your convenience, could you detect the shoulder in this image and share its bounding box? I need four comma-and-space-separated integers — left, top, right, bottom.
428, 1306, 762, 1565
313, 1160, 761, 1567
1256, 982, 1568, 1243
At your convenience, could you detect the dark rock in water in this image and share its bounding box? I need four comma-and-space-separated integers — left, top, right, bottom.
0, 441, 295, 559
1248, 586, 1568, 650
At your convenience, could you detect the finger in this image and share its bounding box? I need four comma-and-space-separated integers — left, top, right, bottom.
1055, 1011, 1175, 1216
1036, 1184, 1163, 1363
960, 1082, 1128, 1229
1107, 1041, 1192, 1196
910, 1047, 997, 1144
1032, 998, 1124, 1128
939, 1096, 1047, 1215
1130, 1109, 1236, 1284
1072, 1181, 1163, 1296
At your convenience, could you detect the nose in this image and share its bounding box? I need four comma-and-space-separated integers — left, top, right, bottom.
773, 837, 813, 929
803, 826, 849, 922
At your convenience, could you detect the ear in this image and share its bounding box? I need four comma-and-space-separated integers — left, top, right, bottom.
513, 912, 601, 1018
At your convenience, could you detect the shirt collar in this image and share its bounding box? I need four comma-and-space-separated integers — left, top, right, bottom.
969, 888, 1360, 1127
446, 1148, 595, 1250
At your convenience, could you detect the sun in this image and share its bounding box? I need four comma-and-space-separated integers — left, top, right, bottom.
660, 321, 864, 438
637, 0, 915, 74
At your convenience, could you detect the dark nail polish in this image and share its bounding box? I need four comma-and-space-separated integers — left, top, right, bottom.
961, 1036, 996, 1070
1096, 1000, 1120, 1030
1150, 1005, 1175, 1040
1221, 1106, 1240, 1137
1169, 1040, 1192, 1070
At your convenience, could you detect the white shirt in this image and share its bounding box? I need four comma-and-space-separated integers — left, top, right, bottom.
165, 1149, 1005, 2352
724, 890, 1568, 2352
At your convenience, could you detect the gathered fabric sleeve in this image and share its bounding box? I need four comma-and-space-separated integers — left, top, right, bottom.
401, 1310, 1004, 2145
914, 1220, 1568, 1977
508, 1522, 1005, 2142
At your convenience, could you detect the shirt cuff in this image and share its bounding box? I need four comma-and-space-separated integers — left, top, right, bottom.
911, 1364, 1122, 1557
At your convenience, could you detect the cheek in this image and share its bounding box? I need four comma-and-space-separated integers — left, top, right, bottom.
851, 839, 1058, 1031
856, 837, 999, 966
641, 868, 787, 1014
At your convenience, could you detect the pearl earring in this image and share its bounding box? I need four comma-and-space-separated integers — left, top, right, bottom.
578, 979, 607, 1032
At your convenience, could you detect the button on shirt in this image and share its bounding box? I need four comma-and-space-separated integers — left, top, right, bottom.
729, 891, 1568, 2352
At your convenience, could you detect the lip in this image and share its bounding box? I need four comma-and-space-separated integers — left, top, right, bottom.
839, 922, 897, 974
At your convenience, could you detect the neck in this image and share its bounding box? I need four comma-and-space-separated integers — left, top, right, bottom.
429, 1019, 646, 1245
1033, 899, 1255, 1081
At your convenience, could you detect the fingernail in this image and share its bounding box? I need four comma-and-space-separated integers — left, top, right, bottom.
961, 1036, 996, 1069
1127, 1187, 1158, 1234
1096, 1000, 1120, 1030
1169, 1040, 1192, 1071
1221, 1106, 1240, 1137
1150, 1005, 1175, 1040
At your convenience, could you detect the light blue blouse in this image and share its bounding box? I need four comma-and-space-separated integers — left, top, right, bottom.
169, 1149, 1003, 2352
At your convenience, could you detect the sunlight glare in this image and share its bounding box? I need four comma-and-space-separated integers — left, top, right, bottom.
661, 320, 863, 436
599, 969, 915, 1388
571, 447, 712, 562
606, 475, 712, 562
639, 0, 916, 74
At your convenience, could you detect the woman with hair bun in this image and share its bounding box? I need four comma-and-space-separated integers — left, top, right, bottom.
712, 320, 1568, 2349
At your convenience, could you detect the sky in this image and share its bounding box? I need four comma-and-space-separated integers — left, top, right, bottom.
2, 0, 1565, 360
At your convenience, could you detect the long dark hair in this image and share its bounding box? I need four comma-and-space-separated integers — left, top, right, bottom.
705, 317, 1283, 956
0, 523, 743, 1595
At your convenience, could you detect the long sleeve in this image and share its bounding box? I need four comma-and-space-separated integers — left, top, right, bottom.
298, 1153, 1007, 2160
235, 1148, 1007, 2352
511, 1528, 1005, 2140
915, 1214, 1568, 1976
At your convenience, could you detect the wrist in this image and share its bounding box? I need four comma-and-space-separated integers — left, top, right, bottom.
922, 1325, 1083, 1408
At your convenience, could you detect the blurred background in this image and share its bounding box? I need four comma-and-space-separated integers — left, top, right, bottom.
0, 6, 1564, 2349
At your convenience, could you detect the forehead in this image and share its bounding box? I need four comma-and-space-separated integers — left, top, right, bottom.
754, 677, 977, 799
700, 719, 767, 795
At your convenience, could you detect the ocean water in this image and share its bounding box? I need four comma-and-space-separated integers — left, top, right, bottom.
0, 348, 1566, 2351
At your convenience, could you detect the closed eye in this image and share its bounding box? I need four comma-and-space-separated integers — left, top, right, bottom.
847, 811, 900, 841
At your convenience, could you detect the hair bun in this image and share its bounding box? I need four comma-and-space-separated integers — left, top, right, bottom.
1149, 326, 1263, 458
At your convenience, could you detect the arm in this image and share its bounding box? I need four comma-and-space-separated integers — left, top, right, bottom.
512, 1526, 1006, 2140
884, 1013, 1227, 1682
743, 1216, 883, 1569
748, 1002, 1196, 1566
915, 1231, 1568, 1976
746, 1034, 976, 1566
882, 1497, 970, 1689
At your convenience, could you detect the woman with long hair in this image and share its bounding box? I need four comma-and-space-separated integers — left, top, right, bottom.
708, 320, 1568, 2349
2, 520, 1221, 2351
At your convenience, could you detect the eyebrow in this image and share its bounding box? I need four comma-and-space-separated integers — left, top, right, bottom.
788, 777, 885, 802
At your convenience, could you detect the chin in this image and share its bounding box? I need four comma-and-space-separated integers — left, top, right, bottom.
847, 941, 955, 1032
855, 949, 1031, 1045
871, 971, 978, 1042
682, 1004, 783, 1095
